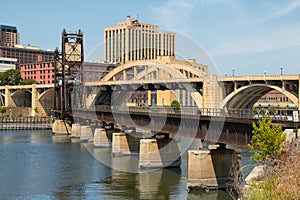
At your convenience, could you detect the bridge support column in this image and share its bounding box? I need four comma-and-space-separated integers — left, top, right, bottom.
4, 86, 15, 107
70, 123, 81, 143
80, 125, 94, 142
52, 119, 72, 134
71, 123, 81, 137
187, 146, 241, 190
139, 138, 181, 168
112, 132, 139, 156
31, 84, 46, 116
94, 128, 111, 147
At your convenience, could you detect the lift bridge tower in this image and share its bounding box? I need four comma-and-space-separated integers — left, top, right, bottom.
53, 29, 84, 126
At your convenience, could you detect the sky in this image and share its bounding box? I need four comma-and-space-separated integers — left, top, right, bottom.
1, 0, 300, 76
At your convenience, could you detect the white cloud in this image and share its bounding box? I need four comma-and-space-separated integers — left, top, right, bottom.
263, 0, 300, 20
151, 0, 196, 32
210, 25, 300, 56
199, 0, 240, 9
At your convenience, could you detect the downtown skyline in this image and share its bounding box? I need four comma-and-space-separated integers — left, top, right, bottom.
1, 0, 300, 76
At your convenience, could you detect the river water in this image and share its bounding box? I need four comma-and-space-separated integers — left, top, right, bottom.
0, 130, 254, 199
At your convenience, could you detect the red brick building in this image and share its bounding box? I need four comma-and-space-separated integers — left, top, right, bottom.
20, 61, 55, 84
20, 61, 118, 84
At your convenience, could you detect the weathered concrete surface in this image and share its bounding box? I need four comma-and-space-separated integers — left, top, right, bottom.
139, 138, 181, 168
52, 120, 72, 135
112, 132, 131, 156
80, 125, 93, 142
187, 148, 241, 190
71, 123, 81, 138
94, 128, 111, 147
139, 139, 162, 168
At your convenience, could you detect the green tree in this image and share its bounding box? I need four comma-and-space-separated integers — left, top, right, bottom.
0, 106, 6, 116
171, 100, 180, 108
21, 78, 37, 85
252, 106, 259, 117
34, 107, 38, 113
0, 69, 22, 85
268, 106, 277, 116
248, 117, 286, 162
259, 108, 266, 116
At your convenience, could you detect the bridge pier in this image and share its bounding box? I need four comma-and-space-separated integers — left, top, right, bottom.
139, 138, 181, 168
80, 125, 94, 142
187, 145, 241, 190
112, 132, 139, 156
94, 128, 111, 147
70, 123, 81, 143
52, 119, 72, 135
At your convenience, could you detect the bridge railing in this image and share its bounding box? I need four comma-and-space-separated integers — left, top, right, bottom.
0, 116, 53, 130
94, 105, 296, 121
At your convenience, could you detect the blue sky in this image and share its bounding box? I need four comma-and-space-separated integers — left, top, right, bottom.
1, 0, 300, 75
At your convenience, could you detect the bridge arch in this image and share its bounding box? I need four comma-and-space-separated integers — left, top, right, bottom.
38, 88, 54, 114
90, 60, 206, 108
101, 60, 205, 82
11, 90, 32, 107
222, 84, 298, 109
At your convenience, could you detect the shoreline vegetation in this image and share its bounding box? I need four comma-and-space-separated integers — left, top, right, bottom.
243, 125, 299, 199
244, 137, 300, 199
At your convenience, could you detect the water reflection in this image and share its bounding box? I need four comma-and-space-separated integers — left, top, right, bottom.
0, 130, 244, 199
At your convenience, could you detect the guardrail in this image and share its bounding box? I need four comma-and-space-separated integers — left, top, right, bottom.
94, 105, 297, 121
0, 116, 53, 131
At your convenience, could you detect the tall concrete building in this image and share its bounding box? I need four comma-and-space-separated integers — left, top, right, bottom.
104, 16, 176, 64
0, 25, 19, 47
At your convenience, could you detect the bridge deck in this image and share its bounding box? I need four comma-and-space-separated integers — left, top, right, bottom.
73, 107, 297, 147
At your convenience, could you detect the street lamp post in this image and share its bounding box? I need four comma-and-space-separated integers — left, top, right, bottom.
232, 67, 235, 76
280, 66, 283, 75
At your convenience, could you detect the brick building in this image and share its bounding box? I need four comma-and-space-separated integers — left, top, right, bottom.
256, 89, 296, 109
0, 24, 54, 70
0, 44, 54, 70
20, 61, 118, 84
0, 25, 19, 47
20, 61, 55, 84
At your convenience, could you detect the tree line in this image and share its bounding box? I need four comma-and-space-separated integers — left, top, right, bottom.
0, 69, 37, 85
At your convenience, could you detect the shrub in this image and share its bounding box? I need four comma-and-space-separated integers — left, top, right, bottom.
170, 100, 180, 108
248, 117, 286, 163
0, 106, 6, 116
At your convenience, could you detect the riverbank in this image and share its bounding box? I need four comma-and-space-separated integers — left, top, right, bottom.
243, 129, 300, 199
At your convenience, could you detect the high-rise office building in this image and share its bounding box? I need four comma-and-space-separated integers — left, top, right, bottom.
0, 25, 19, 47
104, 16, 176, 64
